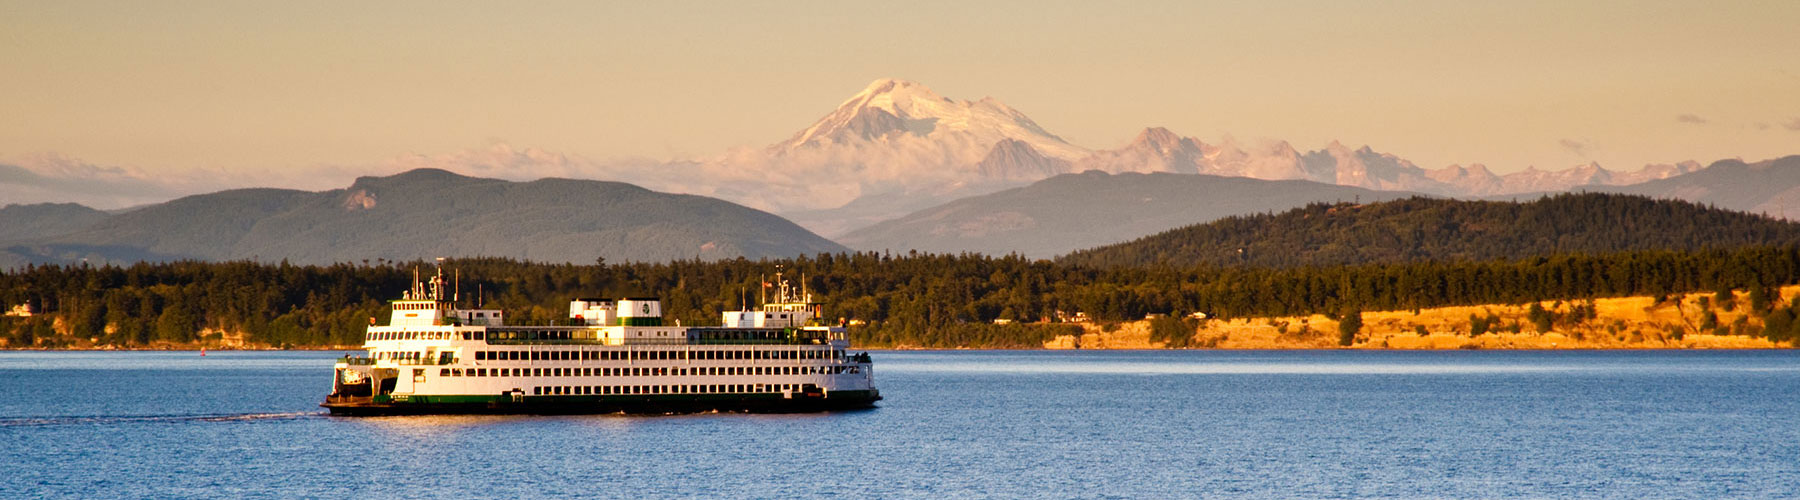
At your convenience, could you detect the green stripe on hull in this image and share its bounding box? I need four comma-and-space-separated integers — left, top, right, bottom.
326, 390, 880, 416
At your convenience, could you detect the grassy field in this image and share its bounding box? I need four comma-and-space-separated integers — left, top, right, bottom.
1047, 286, 1799, 350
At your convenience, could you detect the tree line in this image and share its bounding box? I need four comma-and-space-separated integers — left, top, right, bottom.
4, 244, 1800, 348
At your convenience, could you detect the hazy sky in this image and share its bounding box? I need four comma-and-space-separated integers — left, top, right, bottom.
3, 1, 1798, 206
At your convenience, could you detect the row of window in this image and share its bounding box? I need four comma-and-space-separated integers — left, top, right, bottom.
473, 348, 840, 362
370, 331, 460, 341
377, 351, 423, 361
439, 365, 856, 378
368, 329, 831, 343
532, 383, 804, 396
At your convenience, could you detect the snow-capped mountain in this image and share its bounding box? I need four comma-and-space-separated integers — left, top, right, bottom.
773, 78, 1089, 161
1069, 126, 1708, 198
1073, 127, 1208, 175
976, 139, 1072, 182
531, 78, 1711, 236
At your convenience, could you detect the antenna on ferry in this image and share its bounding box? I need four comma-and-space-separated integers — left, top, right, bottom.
433, 257, 446, 301
454, 268, 461, 304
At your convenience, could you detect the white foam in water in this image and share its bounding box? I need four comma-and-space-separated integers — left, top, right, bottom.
0, 412, 320, 427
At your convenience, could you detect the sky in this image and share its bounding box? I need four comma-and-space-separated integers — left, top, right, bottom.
3, 0, 1799, 208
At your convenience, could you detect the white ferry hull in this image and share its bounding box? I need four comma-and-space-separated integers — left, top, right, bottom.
322, 389, 881, 416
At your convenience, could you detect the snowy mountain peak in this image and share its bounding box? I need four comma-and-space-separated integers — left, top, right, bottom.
1135, 127, 1184, 149
977, 138, 1072, 181
774, 79, 1087, 160
844, 78, 952, 116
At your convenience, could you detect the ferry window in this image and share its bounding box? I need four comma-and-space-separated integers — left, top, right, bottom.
475, 351, 486, 361
474, 332, 484, 340
440, 369, 450, 376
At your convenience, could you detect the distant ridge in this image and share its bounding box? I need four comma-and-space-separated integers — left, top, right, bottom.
2, 169, 845, 267
1059, 193, 1800, 268
0, 203, 109, 243
1584, 156, 1800, 219
838, 171, 1418, 258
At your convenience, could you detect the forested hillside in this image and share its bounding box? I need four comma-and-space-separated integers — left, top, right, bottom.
0, 203, 110, 242
1, 168, 845, 267
1060, 193, 1800, 268
6, 244, 1800, 349
837, 171, 1414, 257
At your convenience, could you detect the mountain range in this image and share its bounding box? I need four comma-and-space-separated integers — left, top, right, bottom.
728, 79, 1709, 235
0, 169, 844, 267
1582, 155, 1800, 218
5, 79, 1797, 267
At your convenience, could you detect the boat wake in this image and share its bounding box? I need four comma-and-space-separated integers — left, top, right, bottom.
0, 411, 321, 427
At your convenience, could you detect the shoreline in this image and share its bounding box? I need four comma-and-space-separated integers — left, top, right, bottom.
4, 346, 1792, 352
9, 288, 1796, 352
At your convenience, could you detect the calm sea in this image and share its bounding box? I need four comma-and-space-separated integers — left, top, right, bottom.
2, 350, 1796, 499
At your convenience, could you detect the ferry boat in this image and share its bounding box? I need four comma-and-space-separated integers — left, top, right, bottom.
322, 264, 879, 415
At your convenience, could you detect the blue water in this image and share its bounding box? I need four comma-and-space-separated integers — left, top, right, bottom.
2, 350, 1797, 499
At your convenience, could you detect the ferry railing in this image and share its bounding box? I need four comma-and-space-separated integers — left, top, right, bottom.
348, 357, 461, 366
483, 338, 830, 346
